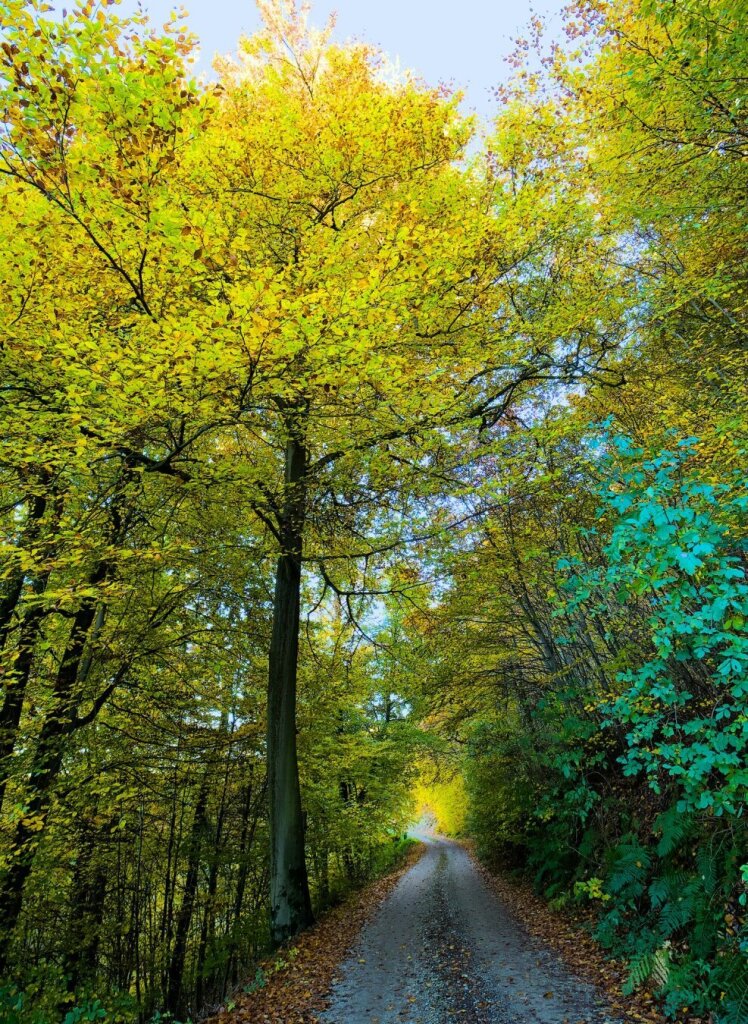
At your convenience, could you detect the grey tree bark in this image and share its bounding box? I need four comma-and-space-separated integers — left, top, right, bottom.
267, 415, 313, 945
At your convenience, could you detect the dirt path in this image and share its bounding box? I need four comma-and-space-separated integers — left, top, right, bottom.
320, 832, 625, 1024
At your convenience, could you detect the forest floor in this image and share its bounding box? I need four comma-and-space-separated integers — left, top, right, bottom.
210, 833, 671, 1024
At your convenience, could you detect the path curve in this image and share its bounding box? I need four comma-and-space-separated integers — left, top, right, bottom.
321, 832, 624, 1024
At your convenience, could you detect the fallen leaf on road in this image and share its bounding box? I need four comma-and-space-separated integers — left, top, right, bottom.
206, 844, 424, 1024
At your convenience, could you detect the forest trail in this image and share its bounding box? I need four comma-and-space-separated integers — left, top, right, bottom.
320, 832, 624, 1024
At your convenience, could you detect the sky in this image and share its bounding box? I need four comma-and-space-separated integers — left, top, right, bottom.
119, 0, 564, 123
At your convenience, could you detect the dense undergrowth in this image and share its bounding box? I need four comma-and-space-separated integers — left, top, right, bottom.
0, 836, 417, 1024
457, 431, 748, 1023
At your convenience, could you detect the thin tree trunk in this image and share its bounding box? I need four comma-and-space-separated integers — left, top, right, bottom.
318, 845, 330, 906
0, 568, 106, 968
166, 780, 208, 1018
133, 800, 144, 1015
227, 768, 263, 989
64, 823, 109, 993
195, 752, 230, 1010
267, 416, 313, 946
162, 783, 188, 999
0, 486, 61, 812
160, 758, 180, 951
0, 569, 50, 811
0, 489, 48, 652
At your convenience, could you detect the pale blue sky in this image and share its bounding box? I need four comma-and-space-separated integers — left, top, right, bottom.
121, 0, 563, 122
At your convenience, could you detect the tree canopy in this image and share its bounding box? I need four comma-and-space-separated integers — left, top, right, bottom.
1, 0, 746, 1021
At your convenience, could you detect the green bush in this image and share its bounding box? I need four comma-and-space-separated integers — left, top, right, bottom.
465, 430, 748, 1022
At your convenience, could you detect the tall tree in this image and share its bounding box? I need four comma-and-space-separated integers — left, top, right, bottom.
195, 0, 622, 941
0, 0, 633, 1007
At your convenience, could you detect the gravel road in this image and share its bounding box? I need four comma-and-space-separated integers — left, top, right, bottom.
320, 832, 624, 1024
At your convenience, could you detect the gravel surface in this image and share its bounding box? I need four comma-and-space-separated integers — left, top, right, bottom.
320, 832, 625, 1024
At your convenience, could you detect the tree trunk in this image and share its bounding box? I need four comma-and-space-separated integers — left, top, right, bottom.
0, 573, 105, 969
166, 780, 208, 1018
195, 753, 230, 1011
227, 768, 263, 989
0, 486, 59, 812
267, 418, 313, 946
64, 823, 109, 993
318, 845, 330, 906
0, 569, 50, 811
0, 489, 48, 653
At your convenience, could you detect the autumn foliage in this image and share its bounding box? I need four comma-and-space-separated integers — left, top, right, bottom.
0, 0, 746, 1021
